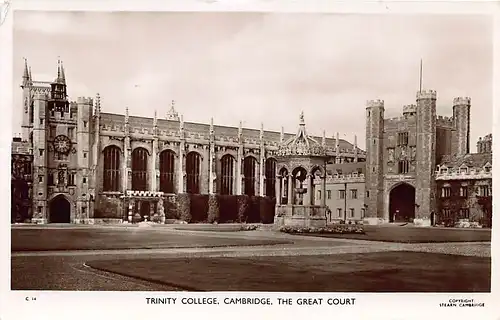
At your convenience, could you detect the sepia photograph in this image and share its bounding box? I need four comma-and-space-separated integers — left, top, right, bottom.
9, 9, 492, 294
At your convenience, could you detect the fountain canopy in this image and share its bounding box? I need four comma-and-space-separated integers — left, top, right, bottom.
277, 112, 327, 157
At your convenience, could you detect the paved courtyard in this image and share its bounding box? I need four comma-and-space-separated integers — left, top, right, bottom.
11, 224, 491, 292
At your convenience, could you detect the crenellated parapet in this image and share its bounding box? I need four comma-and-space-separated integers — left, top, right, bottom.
366, 99, 384, 108
318, 172, 365, 184
436, 115, 454, 128
435, 168, 492, 180
402, 104, 416, 114
76, 97, 93, 105
416, 90, 437, 100
453, 97, 471, 106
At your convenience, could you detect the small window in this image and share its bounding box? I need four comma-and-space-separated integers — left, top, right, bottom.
350, 189, 358, 199
459, 208, 470, 219
459, 186, 468, 198
83, 121, 87, 128
339, 190, 346, 199
82, 207, 86, 214
48, 173, 54, 186
361, 208, 366, 218
83, 152, 87, 158
317, 190, 321, 200
38, 176, 43, 182
442, 209, 452, 218
398, 160, 410, 174
366, 191, 370, 198
40, 118, 44, 125
397, 132, 409, 146
441, 187, 451, 198
479, 185, 491, 197
39, 149, 44, 156
60, 111, 64, 117
83, 177, 87, 184
327, 190, 331, 199
68, 173, 75, 186
349, 208, 355, 218
337, 208, 342, 217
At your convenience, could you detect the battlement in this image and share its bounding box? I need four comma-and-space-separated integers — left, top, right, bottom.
366, 99, 384, 108
402, 104, 416, 114
77, 97, 93, 105
436, 115, 454, 128
453, 97, 471, 106
416, 90, 437, 100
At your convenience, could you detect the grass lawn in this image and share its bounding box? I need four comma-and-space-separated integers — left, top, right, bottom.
293, 226, 491, 243
11, 228, 291, 251
87, 251, 490, 292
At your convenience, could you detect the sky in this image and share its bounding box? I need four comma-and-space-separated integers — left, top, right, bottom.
12, 11, 493, 150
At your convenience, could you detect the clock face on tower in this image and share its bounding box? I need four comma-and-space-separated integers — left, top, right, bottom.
53, 135, 72, 155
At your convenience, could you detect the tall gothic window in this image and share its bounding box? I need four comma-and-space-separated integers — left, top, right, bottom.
186, 152, 201, 194
159, 150, 175, 193
103, 146, 121, 192
132, 147, 148, 191
243, 156, 257, 196
265, 158, 277, 198
221, 154, 235, 195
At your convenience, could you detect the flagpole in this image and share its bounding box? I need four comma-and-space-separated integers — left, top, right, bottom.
419, 59, 423, 92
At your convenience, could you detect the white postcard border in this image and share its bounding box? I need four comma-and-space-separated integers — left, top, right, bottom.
1, 1, 499, 319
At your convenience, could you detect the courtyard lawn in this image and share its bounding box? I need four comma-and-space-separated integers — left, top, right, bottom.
293, 225, 491, 243
11, 227, 291, 251
87, 251, 491, 292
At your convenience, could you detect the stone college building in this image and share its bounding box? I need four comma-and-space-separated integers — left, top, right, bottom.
11, 60, 492, 227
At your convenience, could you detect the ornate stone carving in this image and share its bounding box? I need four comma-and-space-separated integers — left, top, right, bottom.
388, 148, 394, 162
277, 113, 326, 157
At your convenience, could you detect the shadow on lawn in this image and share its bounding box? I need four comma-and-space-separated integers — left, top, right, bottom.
87, 251, 491, 292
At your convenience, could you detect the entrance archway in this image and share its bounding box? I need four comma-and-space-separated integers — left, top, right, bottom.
389, 183, 415, 223
49, 195, 71, 223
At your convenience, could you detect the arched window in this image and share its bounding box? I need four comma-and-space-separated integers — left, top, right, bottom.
221, 154, 235, 195
243, 156, 257, 196
159, 150, 175, 193
186, 152, 201, 194
279, 167, 289, 205
132, 147, 148, 191
265, 158, 277, 197
103, 146, 121, 192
